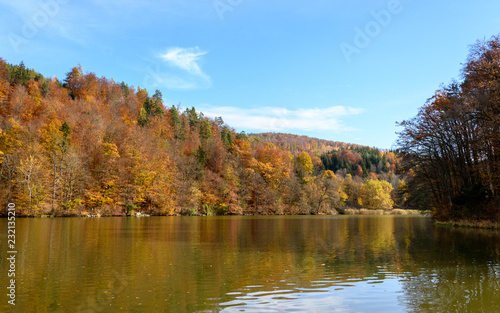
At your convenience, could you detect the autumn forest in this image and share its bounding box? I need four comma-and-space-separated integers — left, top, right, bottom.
0, 36, 499, 223
398, 36, 500, 223
0, 60, 403, 217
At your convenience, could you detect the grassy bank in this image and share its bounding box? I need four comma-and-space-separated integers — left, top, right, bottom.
434, 219, 500, 230
342, 208, 426, 216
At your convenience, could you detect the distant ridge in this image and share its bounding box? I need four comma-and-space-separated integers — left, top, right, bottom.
249, 132, 373, 155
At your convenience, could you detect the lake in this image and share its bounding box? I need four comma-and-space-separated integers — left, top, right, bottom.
1, 215, 499, 312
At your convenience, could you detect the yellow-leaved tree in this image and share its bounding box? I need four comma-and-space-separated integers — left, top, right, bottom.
251, 143, 292, 194
358, 179, 394, 210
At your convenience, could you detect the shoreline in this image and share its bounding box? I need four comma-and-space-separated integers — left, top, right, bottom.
0, 209, 428, 218
341, 208, 427, 216
433, 220, 500, 230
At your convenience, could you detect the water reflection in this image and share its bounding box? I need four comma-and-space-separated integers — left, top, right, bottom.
0, 216, 499, 312
399, 226, 500, 312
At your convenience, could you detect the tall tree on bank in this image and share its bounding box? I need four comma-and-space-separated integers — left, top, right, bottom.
397, 35, 500, 221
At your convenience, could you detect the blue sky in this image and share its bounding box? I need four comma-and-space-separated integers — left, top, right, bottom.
1, 0, 499, 149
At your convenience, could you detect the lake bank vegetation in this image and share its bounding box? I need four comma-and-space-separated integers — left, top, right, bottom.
342, 208, 425, 216
1, 59, 411, 217
433, 220, 500, 230
396, 35, 500, 225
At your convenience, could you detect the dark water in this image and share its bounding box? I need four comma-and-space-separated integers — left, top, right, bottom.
1, 215, 499, 312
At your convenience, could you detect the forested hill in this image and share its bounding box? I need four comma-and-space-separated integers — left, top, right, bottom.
251, 132, 398, 178
321, 147, 398, 179
249, 132, 363, 155
0, 59, 405, 217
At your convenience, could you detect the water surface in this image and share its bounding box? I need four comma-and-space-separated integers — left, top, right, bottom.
1, 215, 499, 312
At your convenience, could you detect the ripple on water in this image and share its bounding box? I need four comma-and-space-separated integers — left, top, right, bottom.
218, 276, 407, 313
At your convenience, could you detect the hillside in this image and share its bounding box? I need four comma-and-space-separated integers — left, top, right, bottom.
249, 132, 362, 155
251, 132, 398, 177
0, 59, 406, 216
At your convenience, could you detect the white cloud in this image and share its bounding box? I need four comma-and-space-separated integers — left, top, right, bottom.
144, 47, 211, 90
160, 47, 209, 78
197, 105, 363, 132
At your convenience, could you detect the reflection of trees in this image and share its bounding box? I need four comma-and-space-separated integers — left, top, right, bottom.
7, 216, 416, 312
5, 216, 500, 312
399, 226, 500, 312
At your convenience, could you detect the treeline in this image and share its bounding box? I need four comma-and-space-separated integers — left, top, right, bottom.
321, 147, 398, 179
397, 36, 500, 222
250, 132, 361, 155
0, 59, 406, 216
251, 133, 400, 179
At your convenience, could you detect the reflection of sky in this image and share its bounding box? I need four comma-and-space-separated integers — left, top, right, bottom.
219, 277, 404, 313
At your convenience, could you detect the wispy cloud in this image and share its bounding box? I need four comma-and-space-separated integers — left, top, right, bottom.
144, 47, 211, 90
159, 47, 209, 80
197, 105, 363, 132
